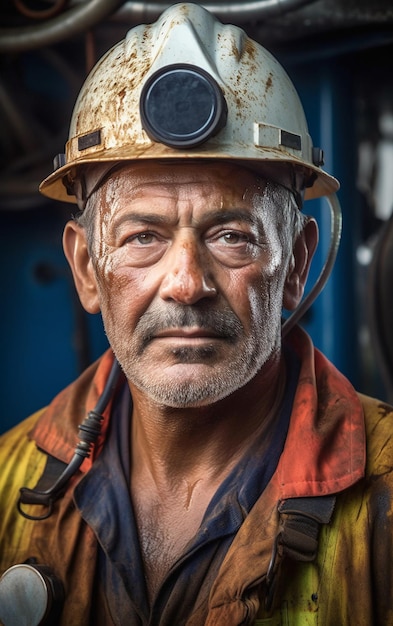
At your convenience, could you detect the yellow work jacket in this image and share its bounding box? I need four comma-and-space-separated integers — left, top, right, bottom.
0, 327, 392, 625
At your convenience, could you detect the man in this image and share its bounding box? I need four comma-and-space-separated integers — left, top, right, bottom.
0, 3, 392, 625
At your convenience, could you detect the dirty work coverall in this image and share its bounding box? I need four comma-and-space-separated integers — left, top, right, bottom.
0, 325, 392, 625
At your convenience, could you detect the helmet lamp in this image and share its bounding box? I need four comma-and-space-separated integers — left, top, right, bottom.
140, 64, 227, 148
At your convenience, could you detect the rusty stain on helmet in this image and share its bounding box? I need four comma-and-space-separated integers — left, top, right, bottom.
39, 2, 340, 205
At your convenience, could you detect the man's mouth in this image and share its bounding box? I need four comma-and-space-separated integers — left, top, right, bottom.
154, 327, 225, 339
151, 328, 228, 351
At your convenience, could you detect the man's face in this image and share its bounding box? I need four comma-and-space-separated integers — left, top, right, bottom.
85, 161, 295, 407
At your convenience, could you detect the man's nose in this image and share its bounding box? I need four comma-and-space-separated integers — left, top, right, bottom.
159, 236, 217, 305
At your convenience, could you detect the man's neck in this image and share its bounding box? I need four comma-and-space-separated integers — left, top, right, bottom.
128, 350, 286, 486
127, 351, 287, 601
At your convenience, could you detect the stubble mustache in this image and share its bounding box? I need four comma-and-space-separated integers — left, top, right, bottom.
134, 304, 244, 352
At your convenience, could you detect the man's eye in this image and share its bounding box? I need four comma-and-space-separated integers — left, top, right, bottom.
120, 230, 167, 267
129, 232, 156, 245
220, 231, 249, 245
206, 228, 262, 267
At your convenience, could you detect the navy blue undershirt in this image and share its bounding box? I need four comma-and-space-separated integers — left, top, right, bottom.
74, 348, 300, 625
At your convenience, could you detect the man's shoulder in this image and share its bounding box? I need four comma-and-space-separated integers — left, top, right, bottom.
0, 409, 48, 479
358, 392, 393, 436
0, 410, 48, 514
0, 409, 45, 453
358, 392, 393, 478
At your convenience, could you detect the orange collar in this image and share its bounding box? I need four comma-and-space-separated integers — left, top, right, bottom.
30, 326, 365, 491
30, 349, 118, 472
277, 326, 365, 497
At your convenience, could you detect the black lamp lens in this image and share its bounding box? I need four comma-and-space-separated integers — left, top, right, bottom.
140, 65, 227, 148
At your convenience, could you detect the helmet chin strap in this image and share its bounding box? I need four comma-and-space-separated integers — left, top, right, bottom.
282, 193, 342, 338
66, 162, 123, 212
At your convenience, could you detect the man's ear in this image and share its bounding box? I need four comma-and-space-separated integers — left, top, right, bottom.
283, 217, 318, 311
63, 220, 101, 314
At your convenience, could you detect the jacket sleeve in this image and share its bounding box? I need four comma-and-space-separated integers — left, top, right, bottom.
255, 394, 393, 626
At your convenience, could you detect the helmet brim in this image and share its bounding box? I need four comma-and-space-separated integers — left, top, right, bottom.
39, 146, 339, 205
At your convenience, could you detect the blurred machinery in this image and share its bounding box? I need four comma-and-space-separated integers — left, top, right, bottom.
1, 0, 393, 431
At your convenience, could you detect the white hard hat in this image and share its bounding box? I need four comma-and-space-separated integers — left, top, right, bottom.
39, 2, 339, 204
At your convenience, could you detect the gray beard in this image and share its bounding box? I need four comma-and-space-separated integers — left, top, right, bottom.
106, 302, 279, 407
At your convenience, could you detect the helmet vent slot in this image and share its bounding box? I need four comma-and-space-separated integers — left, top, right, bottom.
280, 129, 301, 151
78, 129, 102, 152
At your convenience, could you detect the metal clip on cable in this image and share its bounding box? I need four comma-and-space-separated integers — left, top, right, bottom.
17, 359, 122, 521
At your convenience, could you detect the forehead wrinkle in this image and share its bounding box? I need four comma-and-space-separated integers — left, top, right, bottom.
100, 169, 260, 204
96, 169, 270, 232
112, 205, 262, 233
106, 184, 178, 209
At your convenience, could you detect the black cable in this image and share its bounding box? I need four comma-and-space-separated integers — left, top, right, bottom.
282, 193, 342, 337
17, 358, 122, 521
